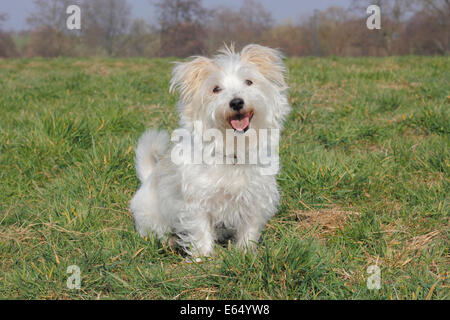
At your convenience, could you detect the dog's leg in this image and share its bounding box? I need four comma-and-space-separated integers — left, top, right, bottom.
175, 212, 215, 257
130, 179, 170, 239
235, 220, 262, 252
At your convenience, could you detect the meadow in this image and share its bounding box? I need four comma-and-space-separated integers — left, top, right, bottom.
0, 56, 448, 299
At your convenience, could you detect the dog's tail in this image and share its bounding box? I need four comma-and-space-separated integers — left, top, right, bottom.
135, 130, 170, 183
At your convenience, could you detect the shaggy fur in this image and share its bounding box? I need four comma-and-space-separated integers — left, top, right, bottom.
130, 44, 291, 257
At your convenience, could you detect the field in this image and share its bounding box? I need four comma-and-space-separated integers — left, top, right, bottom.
0, 56, 448, 299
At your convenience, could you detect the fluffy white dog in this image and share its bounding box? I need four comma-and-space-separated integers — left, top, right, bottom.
130, 44, 291, 257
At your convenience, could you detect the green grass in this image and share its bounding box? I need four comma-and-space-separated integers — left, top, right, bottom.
0, 56, 448, 299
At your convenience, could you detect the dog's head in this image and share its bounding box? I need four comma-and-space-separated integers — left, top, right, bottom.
170, 44, 291, 134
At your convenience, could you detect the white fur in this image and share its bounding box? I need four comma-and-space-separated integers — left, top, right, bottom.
130, 44, 291, 257
135, 130, 170, 182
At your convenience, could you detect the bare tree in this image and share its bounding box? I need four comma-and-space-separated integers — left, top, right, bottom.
350, 0, 419, 21
207, 6, 242, 51
0, 13, 19, 57
83, 0, 132, 56
398, 0, 450, 54
208, 0, 273, 52
420, 0, 450, 15
154, 0, 210, 57
260, 22, 309, 56
0, 12, 7, 27
349, 0, 419, 55
27, 25, 76, 57
313, 7, 356, 56
15, 0, 450, 58
239, 0, 273, 35
127, 19, 151, 56
122, 19, 160, 57
348, 0, 449, 55
418, 0, 449, 52
27, 0, 79, 31
25, 0, 81, 57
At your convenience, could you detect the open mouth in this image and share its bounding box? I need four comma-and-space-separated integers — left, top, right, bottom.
228, 111, 254, 133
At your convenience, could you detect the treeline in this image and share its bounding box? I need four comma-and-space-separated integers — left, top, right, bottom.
0, 0, 449, 58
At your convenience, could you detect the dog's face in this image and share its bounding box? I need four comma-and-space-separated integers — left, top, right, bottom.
170, 44, 291, 133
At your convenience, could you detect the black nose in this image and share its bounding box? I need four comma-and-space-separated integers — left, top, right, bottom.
229, 98, 244, 111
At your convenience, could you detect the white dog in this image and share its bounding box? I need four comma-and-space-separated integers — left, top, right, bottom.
130, 44, 291, 257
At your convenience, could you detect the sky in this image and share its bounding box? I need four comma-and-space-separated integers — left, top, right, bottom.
0, 0, 353, 31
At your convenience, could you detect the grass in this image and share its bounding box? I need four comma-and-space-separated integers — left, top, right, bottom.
0, 56, 448, 300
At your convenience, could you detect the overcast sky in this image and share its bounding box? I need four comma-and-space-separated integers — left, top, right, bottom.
0, 0, 353, 31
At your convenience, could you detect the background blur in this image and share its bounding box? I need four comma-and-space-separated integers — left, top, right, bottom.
0, 0, 448, 58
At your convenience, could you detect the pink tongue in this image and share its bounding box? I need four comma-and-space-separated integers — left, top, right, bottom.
230, 115, 250, 131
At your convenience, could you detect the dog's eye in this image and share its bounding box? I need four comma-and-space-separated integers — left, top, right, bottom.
245, 80, 253, 86
213, 86, 222, 94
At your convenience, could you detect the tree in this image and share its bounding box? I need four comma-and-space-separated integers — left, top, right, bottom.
207, 0, 273, 52
26, 0, 80, 57
83, 0, 132, 56
419, 0, 450, 16
0, 13, 19, 57
0, 13, 7, 27
315, 6, 356, 56
349, 0, 419, 55
154, 0, 210, 57
348, 0, 449, 55
398, 0, 450, 54
260, 22, 308, 56
122, 19, 160, 57
239, 0, 273, 35
416, 0, 449, 53
27, 26, 75, 57
27, 0, 79, 31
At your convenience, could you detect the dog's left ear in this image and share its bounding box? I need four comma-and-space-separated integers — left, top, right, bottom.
241, 44, 287, 90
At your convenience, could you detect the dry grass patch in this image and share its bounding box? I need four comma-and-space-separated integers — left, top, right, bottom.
377, 82, 414, 90
73, 60, 111, 76
290, 207, 361, 238
127, 104, 162, 112
0, 223, 37, 245
86, 64, 111, 77
309, 82, 355, 109
375, 221, 445, 269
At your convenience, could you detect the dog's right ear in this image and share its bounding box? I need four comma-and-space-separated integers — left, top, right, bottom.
170, 57, 213, 103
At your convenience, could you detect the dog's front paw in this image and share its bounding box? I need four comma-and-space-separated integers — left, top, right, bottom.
235, 225, 261, 252
236, 239, 258, 253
